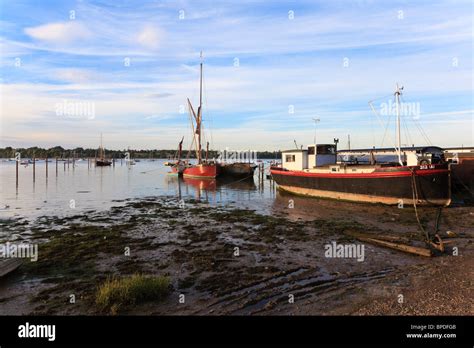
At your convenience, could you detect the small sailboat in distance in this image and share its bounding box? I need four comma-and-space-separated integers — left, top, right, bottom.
96, 133, 112, 166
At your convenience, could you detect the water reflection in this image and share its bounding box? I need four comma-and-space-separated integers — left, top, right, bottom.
0, 159, 276, 220
165, 175, 258, 201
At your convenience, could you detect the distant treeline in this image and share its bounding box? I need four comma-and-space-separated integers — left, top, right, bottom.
0, 146, 281, 160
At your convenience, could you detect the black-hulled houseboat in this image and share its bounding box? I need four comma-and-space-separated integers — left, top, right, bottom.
270, 85, 451, 206
270, 144, 450, 205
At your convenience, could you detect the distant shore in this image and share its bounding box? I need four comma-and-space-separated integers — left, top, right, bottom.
0, 147, 281, 160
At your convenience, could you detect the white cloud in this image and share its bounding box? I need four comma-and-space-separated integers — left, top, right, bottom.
55, 69, 99, 83
137, 25, 163, 50
24, 22, 92, 44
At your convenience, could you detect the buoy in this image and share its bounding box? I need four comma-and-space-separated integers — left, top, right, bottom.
446, 230, 457, 238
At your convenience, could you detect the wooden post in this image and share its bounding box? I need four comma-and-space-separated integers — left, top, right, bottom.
88, 157, 90, 169
67, 158, 70, 169
33, 157, 35, 183
46, 156, 48, 178
56, 158, 58, 176
16, 159, 19, 188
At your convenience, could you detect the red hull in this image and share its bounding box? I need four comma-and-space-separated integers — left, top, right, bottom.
183, 163, 219, 178
183, 177, 217, 190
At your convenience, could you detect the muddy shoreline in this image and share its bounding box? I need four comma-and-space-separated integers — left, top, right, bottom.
0, 195, 473, 315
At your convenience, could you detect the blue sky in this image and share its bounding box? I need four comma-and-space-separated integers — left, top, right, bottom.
0, 0, 472, 150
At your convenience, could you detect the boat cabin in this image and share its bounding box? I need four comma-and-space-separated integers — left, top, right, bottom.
337, 146, 445, 166
281, 144, 337, 171
282, 145, 446, 171
281, 149, 308, 171
307, 144, 337, 168
405, 146, 445, 166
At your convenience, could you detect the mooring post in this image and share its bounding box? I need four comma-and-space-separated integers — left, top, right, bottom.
46, 155, 48, 178
67, 158, 70, 170
113, 158, 115, 167
33, 157, 36, 183
16, 159, 19, 188
88, 157, 90, 170
56, 157, 58, 176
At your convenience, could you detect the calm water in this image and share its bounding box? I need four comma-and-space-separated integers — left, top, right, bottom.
0, 159, 277, 221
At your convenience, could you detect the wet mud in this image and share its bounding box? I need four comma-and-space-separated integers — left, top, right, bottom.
0, 194, 472, 315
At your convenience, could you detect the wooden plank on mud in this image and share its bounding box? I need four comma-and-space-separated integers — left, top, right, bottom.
346, 231, 411, 244
351, 235, 433, 257
0, 259, 23, 277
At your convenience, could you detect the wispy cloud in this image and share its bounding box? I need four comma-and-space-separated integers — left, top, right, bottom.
0, 0, 472, 149
24, 21, 92, 43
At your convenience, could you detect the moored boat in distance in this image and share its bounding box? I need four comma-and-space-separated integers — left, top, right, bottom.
270, 85, 452, 206
95, 133, 112, 166
165, 137, 189, 176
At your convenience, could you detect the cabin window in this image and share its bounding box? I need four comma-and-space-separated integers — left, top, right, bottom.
308, 146, 315, 155
317, 145, 336, 155
285, 155, 296, 162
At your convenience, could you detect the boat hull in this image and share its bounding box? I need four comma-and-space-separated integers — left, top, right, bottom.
167, 161, 187, 176
270, 165, 451, 206
449, 161, 474, 194
96, 160, 111, 166
183, 163, 219, 178
219, 162, 257, 178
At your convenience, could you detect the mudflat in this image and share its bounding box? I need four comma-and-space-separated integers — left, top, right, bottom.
0, 195, 472, 315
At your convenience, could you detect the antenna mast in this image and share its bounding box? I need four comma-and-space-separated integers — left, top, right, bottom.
395, 84, 403, 165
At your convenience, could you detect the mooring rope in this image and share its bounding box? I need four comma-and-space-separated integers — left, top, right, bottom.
409, 167, 444, 246
410, 168, 430, 242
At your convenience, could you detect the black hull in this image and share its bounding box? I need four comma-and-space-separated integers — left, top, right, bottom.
219, 162, 257, 178
450, 162, 474, 194
96, 160, 111, 166
270, 165, 451, 206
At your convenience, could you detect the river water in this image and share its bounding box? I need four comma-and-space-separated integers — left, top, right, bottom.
0, 159, 277, 222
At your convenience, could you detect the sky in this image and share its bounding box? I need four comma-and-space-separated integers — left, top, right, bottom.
0, 0, 473, 151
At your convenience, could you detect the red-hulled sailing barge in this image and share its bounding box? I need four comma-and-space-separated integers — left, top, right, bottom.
182, 52, 220, 179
